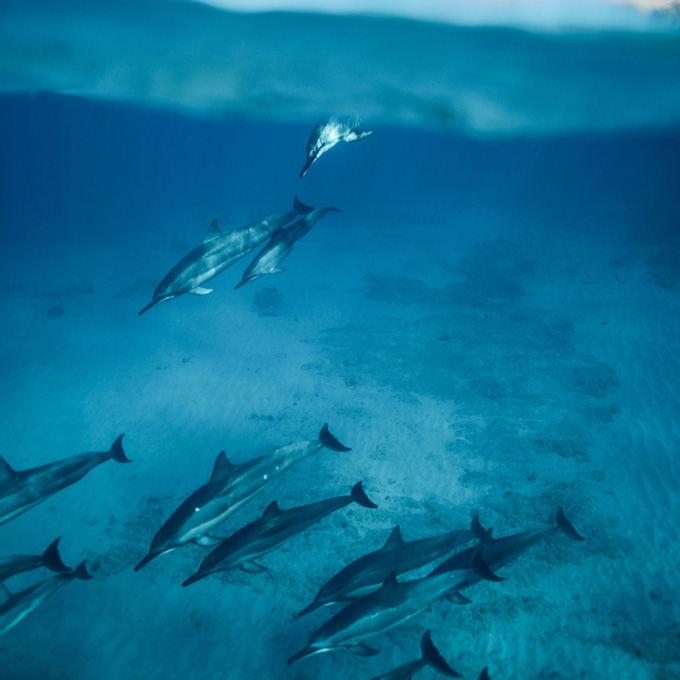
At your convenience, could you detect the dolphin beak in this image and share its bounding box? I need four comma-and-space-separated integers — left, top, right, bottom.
299, 156, 314, 178
134, 551, 160, 571
181, 572, 205, 587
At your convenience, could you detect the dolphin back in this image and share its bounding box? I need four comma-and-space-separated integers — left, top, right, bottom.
421, 630, 462, 678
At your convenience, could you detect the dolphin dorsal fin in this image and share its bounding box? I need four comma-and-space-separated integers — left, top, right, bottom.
0, 456, 15, 482
203, 219, 222, 243
378, 570, 399, 591
210, 451, 235, 482
382, 526, 404, 550
261, 500, 281, 520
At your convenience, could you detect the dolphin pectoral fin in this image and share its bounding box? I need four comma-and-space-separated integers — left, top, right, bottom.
193, 535, 224, 547
348, 643, 379, 657
42, 538, 70, 573
446, 592, 472, 605
270, 267, 286, 275
188, 286, 214, 295
556, 508, 585, 541
240, 561, 268, 574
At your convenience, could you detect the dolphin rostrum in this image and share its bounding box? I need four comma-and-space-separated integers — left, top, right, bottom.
235, 206, 341, 289
183, 481, 377, 586
296, 520, 476, 618
429, 508, 584, 585
139, 197, 313, 314
287, 550, 502, 663
299, 117, 373, 178
369, 630, 461, 680
0, 435, 129, 527
0, 561, 92, 637
0, 538, 70, 584
135, 424, 351, 571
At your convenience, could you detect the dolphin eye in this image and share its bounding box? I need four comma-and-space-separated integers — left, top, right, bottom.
263, 474, 268, 480
194, 507, 200, 512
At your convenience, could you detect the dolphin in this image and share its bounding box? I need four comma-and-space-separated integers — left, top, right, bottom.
299, 117, 373, 178
287, 550, 502, 663
0, 538, 70, 584
296, 519, 476, 618
0, 435, 129, 527
428, 508, 584, 585
0, 561, 92, 637
369, 630, 461, 680
135, 424, 351, 571
234, 206, 341, 289
183, 481, 377, 586
139, 197, 313, 314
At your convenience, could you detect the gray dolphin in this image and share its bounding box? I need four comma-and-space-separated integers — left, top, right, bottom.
139, 197, 313, 314
234, 206, 340, 289
0, 435, 129, 527
135, 424, 350, 571
183, 481, 377, 586
296, 520, 476, 618
287, 550, 501, 663
0, 538, 70, 584
0, 561, 92, 637
299, 117, 373, 178
429, 508, 584, 585
369, 630, 461, 680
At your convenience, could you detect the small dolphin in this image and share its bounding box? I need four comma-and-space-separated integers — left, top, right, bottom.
139, 197, 313, 314
235, 206, 340, 289
0, 435, 129, 527
0, 538, 70, 584
370, 630, 460, 680
288, 550, 501, 663
296, 519, 476, 618
0, 561, 92, 637
183, 481, 377, 586
135, 424, 350, 571
429, 508, 584, 584
299, 117, 373, 178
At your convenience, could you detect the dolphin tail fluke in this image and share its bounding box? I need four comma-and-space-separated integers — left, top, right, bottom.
479, 668, 491, 680
72, 561, 93, 581
351, 481, 378, 509
472, 547, 504, 582
109, 434, 131, 463
42, 538, 70, 573
294, 196, 314, 214
421, 630, 462, 678
319, 424, 351, 452
556, 508, 585, 541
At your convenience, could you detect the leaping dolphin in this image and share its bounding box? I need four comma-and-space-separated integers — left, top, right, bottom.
296, 519, 476, 617
369, 630, 461, 680
139, 197, 313, 314
183, 481, 377, 586
428, 508, 584, 585
0, 538, 70, 584
299, 117, 373, 178
135, 424, 351, 571
0, 561, 92, 637
287, 550, 502, 664
0, 435, 129, 527
235, 206, 340, 289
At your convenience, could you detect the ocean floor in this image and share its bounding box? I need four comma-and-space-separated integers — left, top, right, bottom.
0, 97, 679, 680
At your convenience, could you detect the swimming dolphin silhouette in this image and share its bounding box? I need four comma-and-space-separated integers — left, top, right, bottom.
0, 538, 70, 584
139, 197, 313, 314
369, 630, 461, 680
183, 481, 376, 585
235, 206, 340, 289
300, 117, 373, 178
0, 561, 92, 637
135, 424, 350, 571
296, 519, 476, 618
429, 508, 584, 585
287, 550, 501, 663
0, 435, 129, 527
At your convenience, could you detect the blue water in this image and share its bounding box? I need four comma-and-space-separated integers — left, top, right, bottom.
1, 4, 680, 680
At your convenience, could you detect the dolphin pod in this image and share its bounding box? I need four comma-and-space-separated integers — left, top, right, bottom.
135, 424, 351, 571
183, 481, 377, 586
299, 117, 373, 177
0, 435, 129, 526
139, 197, 313, 314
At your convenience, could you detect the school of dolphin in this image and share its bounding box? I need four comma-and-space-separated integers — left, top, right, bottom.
0, 117, 586, 678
